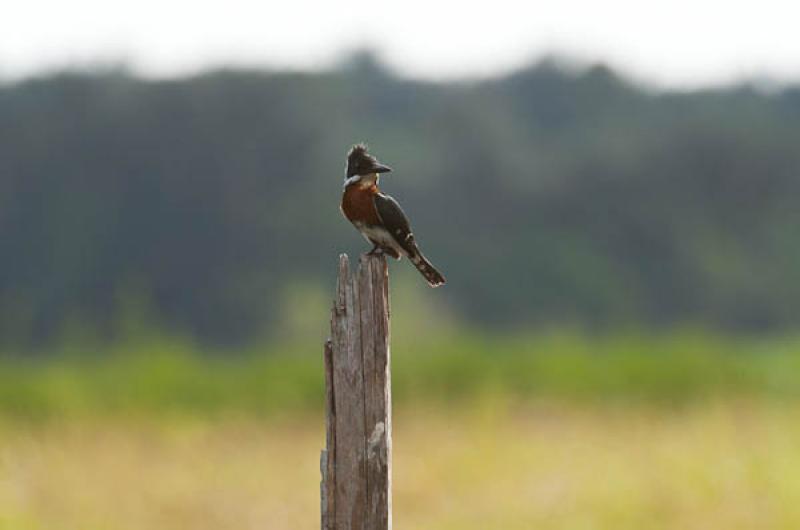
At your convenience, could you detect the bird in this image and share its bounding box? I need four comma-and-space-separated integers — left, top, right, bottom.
340, 144, 446, 287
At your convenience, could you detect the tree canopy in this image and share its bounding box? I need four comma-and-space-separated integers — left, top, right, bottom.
2, 57, 800, 346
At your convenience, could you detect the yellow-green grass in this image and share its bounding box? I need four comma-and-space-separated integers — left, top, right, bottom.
2, 331, 800, 419
1, 401, 799, 530
2, 332, 800, 528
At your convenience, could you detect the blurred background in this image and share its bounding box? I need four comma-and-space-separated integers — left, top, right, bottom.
2, 1, 800, 529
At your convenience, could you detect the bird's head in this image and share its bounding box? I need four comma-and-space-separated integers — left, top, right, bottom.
345, 144, 392, 183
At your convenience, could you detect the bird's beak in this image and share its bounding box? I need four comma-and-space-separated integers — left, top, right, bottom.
374, 163, 392, 173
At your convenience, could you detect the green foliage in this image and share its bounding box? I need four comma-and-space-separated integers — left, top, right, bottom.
4, 58, 800, 345
1, 331, 799, 420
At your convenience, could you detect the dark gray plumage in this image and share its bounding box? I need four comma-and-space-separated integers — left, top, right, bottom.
373, 193, 445, 287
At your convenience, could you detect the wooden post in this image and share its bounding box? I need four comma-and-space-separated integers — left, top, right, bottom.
321, 254, 392, 530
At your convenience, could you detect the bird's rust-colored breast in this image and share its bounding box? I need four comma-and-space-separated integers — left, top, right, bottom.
341, 183, 381, 225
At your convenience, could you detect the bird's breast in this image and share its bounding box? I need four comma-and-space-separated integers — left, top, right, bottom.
341, 184, 381, 226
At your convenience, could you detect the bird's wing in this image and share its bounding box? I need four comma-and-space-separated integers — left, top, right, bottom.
373, 192, 417, 255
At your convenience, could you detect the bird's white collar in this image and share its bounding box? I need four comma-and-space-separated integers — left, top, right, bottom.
343, 173, 378, 189
343, 174, 361, 188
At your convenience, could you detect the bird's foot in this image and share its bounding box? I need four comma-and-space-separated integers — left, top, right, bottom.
366, 245, 384, 256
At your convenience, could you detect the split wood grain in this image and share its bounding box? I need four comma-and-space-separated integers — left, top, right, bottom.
321, 254, 392, 530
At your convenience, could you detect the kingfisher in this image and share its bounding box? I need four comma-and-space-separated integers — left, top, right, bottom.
340, 144, 445, 287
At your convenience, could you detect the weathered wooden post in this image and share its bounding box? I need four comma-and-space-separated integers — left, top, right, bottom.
321, 253, 392, 530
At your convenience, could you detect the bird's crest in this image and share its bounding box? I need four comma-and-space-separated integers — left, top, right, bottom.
345, 142, 392, 178
347, 143, 370, 167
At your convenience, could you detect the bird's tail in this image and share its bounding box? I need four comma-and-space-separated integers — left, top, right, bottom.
409, 252, 446, 287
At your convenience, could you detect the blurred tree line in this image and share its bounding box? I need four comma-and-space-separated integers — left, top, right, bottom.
2, 53, 800, 348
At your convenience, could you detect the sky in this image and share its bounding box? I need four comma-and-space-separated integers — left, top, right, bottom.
2, 0, 800, 88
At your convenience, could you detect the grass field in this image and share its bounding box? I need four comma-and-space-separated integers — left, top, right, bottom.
1, 332, 800, 528
1, 402, 799, 530
1, 331, 800, 419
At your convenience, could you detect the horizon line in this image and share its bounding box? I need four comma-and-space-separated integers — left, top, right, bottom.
0, 50, 795, 94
